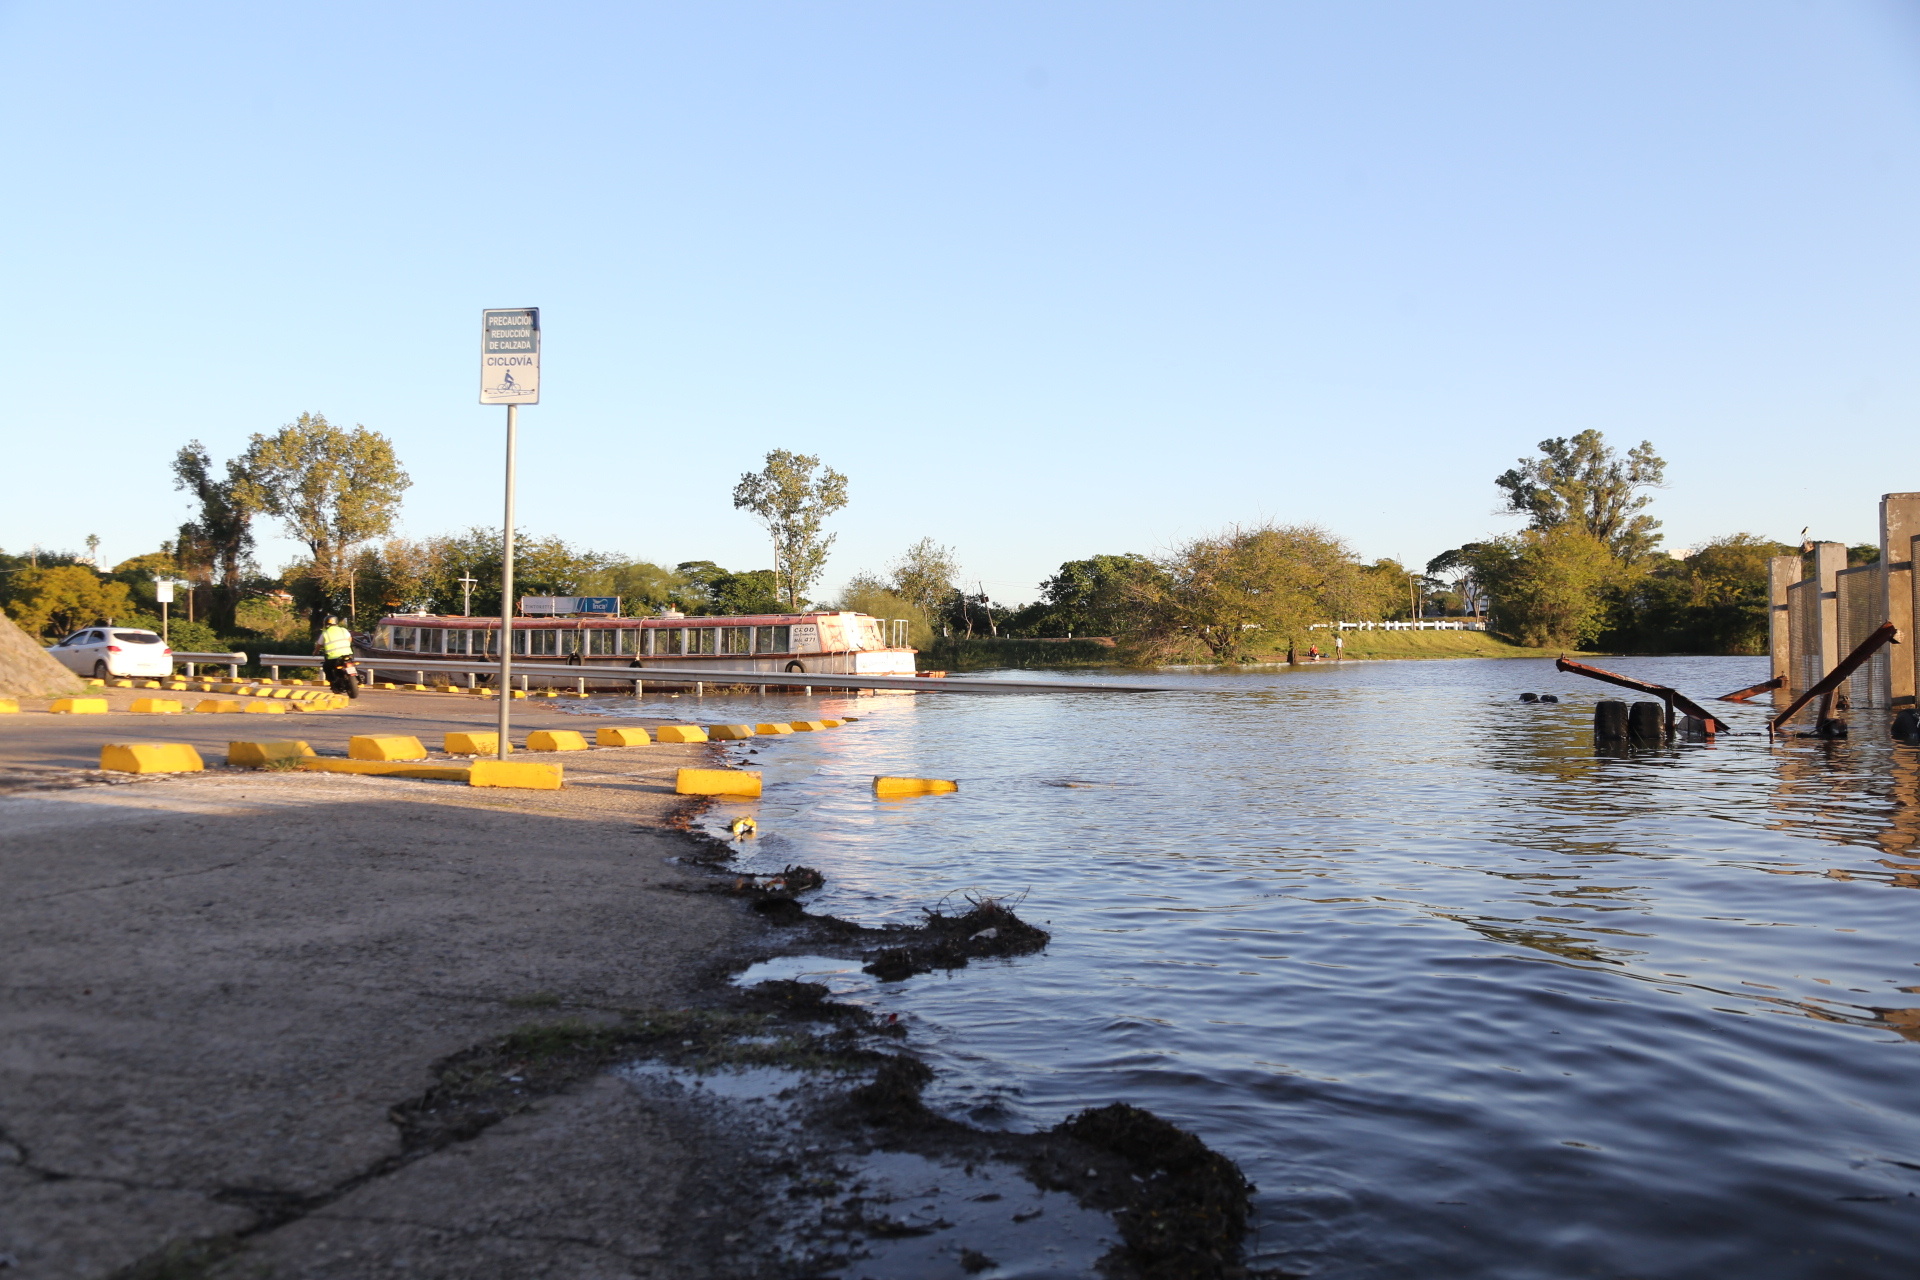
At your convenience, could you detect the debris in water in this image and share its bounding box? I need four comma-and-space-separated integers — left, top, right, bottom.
862, 897, 1050, 982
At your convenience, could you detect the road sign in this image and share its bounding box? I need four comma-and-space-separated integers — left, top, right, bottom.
153, 578, 174, 604
481, 308, 540, 404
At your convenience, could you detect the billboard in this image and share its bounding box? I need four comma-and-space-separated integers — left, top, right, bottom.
520, 596, 620, 616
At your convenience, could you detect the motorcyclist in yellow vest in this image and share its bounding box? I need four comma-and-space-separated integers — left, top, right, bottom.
316, 617, 358, 698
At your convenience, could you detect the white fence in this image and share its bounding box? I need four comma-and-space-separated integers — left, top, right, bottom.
1310, 620, 1488, 632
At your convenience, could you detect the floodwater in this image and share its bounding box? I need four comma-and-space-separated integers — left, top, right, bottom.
594, 657, 1920, 1277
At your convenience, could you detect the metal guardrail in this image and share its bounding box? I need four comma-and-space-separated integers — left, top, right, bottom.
253, 654, 1170, 695
169, 650, 249, 679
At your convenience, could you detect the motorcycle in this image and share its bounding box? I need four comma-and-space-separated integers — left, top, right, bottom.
326, 656, 360, 698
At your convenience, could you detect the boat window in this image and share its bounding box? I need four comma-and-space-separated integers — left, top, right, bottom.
754, 625, 791, 652
722, 627, 750, 655
443, 630, 469, 655
695, 628, 717, 655
618, 628, 646, 655
417, 629, 443, 654
511, 628, 528, 655
662, 629, 684, 655
530, 630, 560, 656
391, 627, 416, 651
588, 630, 617, 655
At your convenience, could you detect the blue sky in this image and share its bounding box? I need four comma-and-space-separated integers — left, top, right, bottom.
5, 1, 1919, 603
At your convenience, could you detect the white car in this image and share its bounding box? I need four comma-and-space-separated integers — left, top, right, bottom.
48, 627, 175, 679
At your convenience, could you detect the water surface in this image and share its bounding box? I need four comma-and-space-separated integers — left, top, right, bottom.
595, 657, 1920, 1277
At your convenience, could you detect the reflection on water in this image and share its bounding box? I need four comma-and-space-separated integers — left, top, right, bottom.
591, 657, 1920, 1277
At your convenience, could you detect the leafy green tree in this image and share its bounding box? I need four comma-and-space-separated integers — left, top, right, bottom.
732, 450, 849, 610
1465, 528, 1628, 648
1495, 430, 1667, 561
1020, 553, 1158, 637
1604, 533, 1797, 654
673, 561, 784, 615
172, 441, 257, 630
236, 413, 410, 619
888, 539, 961, 620
595, 560, 697, 616
2, 565, 135, 638
939, 587, 1019, 639
838, 574, 935, 648
1132, 524, 1367, 663
1426, 545, 1488, 616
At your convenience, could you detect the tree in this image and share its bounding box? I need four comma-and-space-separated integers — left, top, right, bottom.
888, 539, 961, 620
236, 413, 410, 619
731, 450, 849, 610
1465, 528, 1628, 649
838, 573, 935, 649
1495, 431, 1667, 561
172, 441, 256, 630
1604, 533, 1796, 654
1024, 554, 1158, 637
673, 561, 784, 615
2, 566, 135, 638
1426, 545, 1488, 617
1131, 524, 1366, 663
597, 560, 698, 616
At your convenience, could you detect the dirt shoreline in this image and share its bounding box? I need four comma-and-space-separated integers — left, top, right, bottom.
1, 692, 1267, 1278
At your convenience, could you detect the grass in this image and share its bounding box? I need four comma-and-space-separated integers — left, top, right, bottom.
1303, 631, 1600, 661
931, 630, 1598, 670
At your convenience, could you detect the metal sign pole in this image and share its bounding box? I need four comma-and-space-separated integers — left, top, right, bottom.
480, 305, 539, 760
497, 403, 517, 760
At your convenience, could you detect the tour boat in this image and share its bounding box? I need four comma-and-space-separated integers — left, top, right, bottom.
365, 609, 917, 677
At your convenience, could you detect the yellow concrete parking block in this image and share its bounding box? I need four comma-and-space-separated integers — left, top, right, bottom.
707, 724, 756, 741
654, 725, 708, 743
469, 759, 563, 790
525, 729, 589, 752
130, 698, 183, 714
444, 731, 503, 755
596, 726, 651, 747
51, 699, 110, 714
349, 735, 428, 761
228, 740, 316, 767
754, 723, 794, 735
100, 742, 205, 774
242, 701, 287, 714
298, 759, 471, 781
789, 721, 829, 732
675, 768, 762, 797
194, 699, 244, 714
873, 776, 959, 798
0, 698, 18, 714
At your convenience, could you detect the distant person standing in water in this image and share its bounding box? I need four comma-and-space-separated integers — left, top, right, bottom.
1336, 634, 1344, 661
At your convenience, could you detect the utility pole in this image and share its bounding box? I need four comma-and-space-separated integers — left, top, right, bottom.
458, 575, 478, 617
